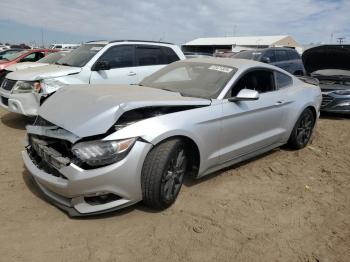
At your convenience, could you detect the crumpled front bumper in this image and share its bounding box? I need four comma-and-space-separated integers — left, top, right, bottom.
22, 140, 152, 216
321, 92, 350, 114
0, 88, 40, 116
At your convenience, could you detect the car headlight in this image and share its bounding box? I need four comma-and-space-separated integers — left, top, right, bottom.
41, 78, 66, 93
12, 81, 42, 94
71, 138, 137, 167
333, 90, 350, 96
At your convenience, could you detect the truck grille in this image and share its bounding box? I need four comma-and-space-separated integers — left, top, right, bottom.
321, 94, 334, 108
1, 79, 17, 91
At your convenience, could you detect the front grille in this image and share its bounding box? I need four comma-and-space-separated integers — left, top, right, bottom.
0, 70, 10, 86
28, 135, 73, 178
321, 94, 334, 108
1, 96, 8, 106
1, 79, 17, 91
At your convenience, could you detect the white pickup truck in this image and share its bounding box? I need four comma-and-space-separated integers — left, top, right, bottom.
0, 40, 185, 116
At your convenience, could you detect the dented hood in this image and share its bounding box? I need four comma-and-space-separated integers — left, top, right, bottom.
39, 85, 211, 137
6, 64, 81, 81
302, 45, 350, 74
6, 62, 49, 72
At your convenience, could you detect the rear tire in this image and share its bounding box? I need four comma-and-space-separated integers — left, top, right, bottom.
141, 139, 187, 209
287, 108, 315, 149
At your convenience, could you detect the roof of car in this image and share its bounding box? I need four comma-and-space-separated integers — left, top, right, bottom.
86, 40, 174, 45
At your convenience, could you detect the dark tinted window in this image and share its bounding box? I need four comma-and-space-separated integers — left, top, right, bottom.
275, 71, 292, 89
230, 70, 275, 96
98, 45, 134, 69
161, 47, 180, 63
261, 50, 276, 62
288, 50, 300, 60
234, 50, 262, 61
136, 46, 164, 66
275, 50, 290, 61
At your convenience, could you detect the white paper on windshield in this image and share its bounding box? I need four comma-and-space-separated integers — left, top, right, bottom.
91, 47, 103, 51
208, 65, 233, 73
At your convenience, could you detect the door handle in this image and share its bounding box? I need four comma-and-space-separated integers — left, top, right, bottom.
128, 72, 136, 76
275, 101, 285, 105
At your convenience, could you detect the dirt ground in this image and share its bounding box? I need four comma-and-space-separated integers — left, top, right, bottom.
0, 108, 349, 262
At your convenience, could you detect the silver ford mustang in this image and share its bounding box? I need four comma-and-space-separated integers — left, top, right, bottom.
22, 58, 322, 216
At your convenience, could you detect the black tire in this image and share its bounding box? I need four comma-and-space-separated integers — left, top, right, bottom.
141, 139, 187, 209
287, 108, 315, 149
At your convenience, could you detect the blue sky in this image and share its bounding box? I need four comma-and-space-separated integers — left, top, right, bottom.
0, 0, 349, 46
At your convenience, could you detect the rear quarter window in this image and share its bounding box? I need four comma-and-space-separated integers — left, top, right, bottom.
275, 71, 293, 89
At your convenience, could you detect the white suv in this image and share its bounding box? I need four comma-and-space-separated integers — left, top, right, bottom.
0, 40, 185, 116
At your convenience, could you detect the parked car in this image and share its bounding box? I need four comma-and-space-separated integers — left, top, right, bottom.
302, 45, 350, 114
234, 48, 305, 76
5, 51, 70, 72
0, 40, 185, 116
22, 58, 321, 216
184, 52, 213, 59
0, 49, 23, 60
0, 49, 58, 87
49, 44, 80, 50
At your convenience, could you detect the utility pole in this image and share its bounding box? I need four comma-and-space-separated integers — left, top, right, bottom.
41, 29, 44, 48
337, 37, 345, 45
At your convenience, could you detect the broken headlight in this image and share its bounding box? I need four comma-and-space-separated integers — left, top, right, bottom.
12, 81, 41, 94
71, 138, 137, 167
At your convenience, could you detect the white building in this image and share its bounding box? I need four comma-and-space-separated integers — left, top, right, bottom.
182, 35, 302, 54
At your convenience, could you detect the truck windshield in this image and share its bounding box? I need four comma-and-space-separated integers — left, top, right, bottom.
55, 44, 105, 67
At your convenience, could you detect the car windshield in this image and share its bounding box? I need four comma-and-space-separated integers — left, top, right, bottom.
38, 52, 66, 64
140, 61, 237, 99
234, 50, 262, 61
0, 50, 22, 60
55, 44, 105, 67
2, 50, 28, 61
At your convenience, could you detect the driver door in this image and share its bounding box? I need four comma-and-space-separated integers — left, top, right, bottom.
89, 45, 139, 85
219, 69, 290, 163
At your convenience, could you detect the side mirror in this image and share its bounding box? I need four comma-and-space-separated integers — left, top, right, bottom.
261, 57, 271, 63
92, 60, 111, 71
228, 89, 259, 102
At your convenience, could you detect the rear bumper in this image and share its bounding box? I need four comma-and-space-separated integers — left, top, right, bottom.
22, 140, 153, 216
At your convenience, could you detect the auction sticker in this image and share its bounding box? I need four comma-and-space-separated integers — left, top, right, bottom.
208, 65, 233, 73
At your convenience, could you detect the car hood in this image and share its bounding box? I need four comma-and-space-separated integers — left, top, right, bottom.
39, 85, 211, 137
6, 62, 49, 72
6, 64, 81, 81
302, 45, 350, 74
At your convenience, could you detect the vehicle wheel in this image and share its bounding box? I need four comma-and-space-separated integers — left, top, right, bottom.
287, 108, 315, 149
141, 139, 187, 209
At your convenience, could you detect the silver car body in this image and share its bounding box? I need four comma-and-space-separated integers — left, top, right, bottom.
22, 58, 322, 216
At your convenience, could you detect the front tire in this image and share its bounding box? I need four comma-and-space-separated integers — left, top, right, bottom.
287, 108, 315, 149
141, 139, 187, 209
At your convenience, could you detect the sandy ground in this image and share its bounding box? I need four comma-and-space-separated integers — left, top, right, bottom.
0, 107, 349, 262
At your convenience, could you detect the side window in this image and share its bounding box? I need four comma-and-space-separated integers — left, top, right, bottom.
20, 53, 36, 62
136, 46, 164, 66
261, 50, 276, 63
36, 52, 45, 60
275, 50, 289, 61
289, 50, 300, 60
98, 45, 134, 69
275, 71, 292, 89
229, 69, 275, 96
161, 47, 180, 64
